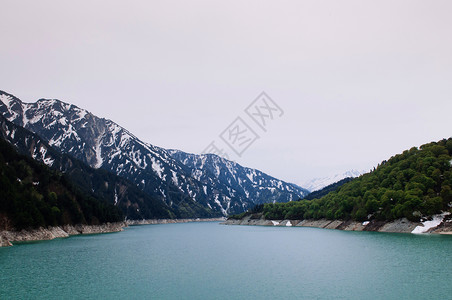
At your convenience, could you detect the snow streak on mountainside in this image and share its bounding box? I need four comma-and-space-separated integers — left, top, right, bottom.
169, 150, 309, 214
0, 90, 309, 216
0, 114, 173, 220
302, 170, 364, 192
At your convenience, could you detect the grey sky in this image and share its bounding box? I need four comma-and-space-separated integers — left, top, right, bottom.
1, 0, 451, 185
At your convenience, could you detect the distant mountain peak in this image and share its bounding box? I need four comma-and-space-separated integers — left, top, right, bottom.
302, 169, 364, 192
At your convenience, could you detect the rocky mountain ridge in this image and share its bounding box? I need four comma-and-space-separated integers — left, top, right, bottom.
0, 114, 175, 219
0, 90, 308, 216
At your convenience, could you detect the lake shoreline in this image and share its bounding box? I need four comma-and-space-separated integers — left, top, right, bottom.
0, 218, 226, 247
125, 218, 225, 226
0, 222, 126, 247
222, 215, 452, 234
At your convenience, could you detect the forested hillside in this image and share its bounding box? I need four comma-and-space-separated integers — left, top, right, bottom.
0, 137, 123, 230
0, 114, 176, 220
244, 138, 452, 222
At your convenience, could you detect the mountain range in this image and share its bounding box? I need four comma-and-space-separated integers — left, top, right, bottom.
0, 90, 309, 218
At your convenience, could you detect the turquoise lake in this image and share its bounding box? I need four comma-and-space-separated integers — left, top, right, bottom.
1, 222, 451, 299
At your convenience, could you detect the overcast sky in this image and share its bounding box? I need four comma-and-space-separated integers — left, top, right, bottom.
1, 0, 451, 185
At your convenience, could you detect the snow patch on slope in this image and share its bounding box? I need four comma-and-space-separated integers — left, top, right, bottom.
411, 212, 450, 234
114, 188, 118, 205
41, 147, 54, 167
171, 170, 178, 185
151, 157, 164, 178
214, 194, 227, 215
0, 94, 20, 120
94, 138, 103, 168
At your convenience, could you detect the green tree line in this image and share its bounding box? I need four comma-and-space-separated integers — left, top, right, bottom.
236, 138, 452, 222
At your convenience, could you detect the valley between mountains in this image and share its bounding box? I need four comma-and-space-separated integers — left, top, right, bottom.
2, 89, 451, 246
0, 90, 308, 225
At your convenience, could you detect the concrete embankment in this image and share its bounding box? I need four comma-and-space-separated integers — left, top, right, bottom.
0, 222, 126, 247
126, 218, 225, 226
223, 215, 452, 234
0, 218, 226, 247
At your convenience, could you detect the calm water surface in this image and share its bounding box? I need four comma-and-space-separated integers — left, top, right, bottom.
1, 222, 451, 299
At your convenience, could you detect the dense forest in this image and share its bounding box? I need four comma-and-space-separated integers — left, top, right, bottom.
233, 138, 452, 222
0, 114, 176, 220
0, 137, 123, 230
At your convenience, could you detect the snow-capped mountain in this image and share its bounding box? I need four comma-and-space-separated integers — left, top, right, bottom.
0, 114, 174, 220
302, 169, 363, 192
0, 90, 308, 216
169, 150, 309, 214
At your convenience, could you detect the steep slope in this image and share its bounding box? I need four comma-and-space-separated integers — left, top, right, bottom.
0, 90, 309, 216
169, 150, 309, 214
0, 135, 122, 230
0, 91, 217, 217
0, 114, 174, 220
